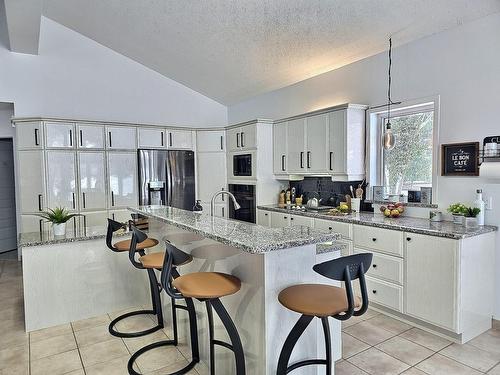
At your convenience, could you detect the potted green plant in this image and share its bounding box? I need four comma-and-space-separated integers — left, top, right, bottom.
34, 207, 81, 236
447, 203, 466, 225
463, 207, 481, 228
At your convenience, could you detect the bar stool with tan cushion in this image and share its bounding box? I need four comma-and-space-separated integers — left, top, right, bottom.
276, 253, 372, 375
126, 227, 199, 375
105, 219, 163, 338
161, 240, 246, 375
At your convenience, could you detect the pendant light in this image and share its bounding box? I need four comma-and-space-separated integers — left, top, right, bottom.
382, 37, 396, 150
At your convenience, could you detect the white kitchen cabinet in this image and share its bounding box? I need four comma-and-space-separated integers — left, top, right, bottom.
257, 209, 271, 227
21, 215, 48, 233
77, 124, 104, 149
16, 122, 44, 149
78, 152, 106, 211
45, 122, 75, 149
227, 124, 257, 151
168, 130, 193, 149
197, 152, 226, 202
354, 248, 403, 285
405, 233, 457, 330
196, 130, 225, 152
328, 108, 365, 181
314, 218, 352, 239
289, 215, 313, 227
46, 151, 77, 211
286, 119, 306, 173
305, 114, 328, 173
353, 225, 403, 257
138, 128, 166, 148
271, 211, 290, 228
106, 126, 137, 150
365, 276, 403, 312
18, 151, 45, 213
107, 152, 138, 208
273, 122, 287, 174
80, 211, 109, 231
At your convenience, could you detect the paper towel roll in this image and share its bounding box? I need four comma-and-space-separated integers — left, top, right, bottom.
480, 163, 500, 180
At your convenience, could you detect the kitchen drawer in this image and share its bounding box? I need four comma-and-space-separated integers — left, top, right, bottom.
289, 214, 313, 227
365, 276, 403, 312
314, 218, 352, 239
353, 225, 403, 257
354, 248, 403, 285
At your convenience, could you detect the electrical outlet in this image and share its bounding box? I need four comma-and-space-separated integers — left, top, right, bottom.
485, 196, 493, 210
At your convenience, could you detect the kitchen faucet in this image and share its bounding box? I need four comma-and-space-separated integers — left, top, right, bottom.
210, 190, 241, 216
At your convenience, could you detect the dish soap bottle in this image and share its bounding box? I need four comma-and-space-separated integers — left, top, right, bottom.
474, 189, 485, 226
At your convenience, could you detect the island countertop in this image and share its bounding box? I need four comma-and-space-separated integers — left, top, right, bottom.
129, 206, 340, 253
257, 205, 498, 240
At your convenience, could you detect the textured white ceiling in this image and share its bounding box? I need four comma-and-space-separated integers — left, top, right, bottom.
42, 0, 500, 105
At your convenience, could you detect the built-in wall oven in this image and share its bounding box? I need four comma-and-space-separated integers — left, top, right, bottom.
228, 184, 256, 223
229, 151, 256, 180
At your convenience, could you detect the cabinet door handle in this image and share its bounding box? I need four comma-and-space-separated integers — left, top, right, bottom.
372, 238, 377, 242
220, 135, 224, 150
406, 237, 412, 242
236, 132, 240, 148
373, 264, 377, 268
241, 132, 245, 147
307, 151, 311, 168
222, 207, 225, 217
328, 226, 332, 230
34, 128, 39, 146
264, 213, 268, 216
82, 192, 86, 209
38, 194, 43, 211
300, 152, 304, 168
72, 193, 76, 209
169, 132, 173, 147
372, 290, 377, 294
281, 155, 286, 171
69, 129, 73, 146
83, 215, 87, 236
108, 132, 112, 147
161, 131, 164, 146
111, 191, 115, 206
284, 216, 288, 219
329, 152, 333, 170
79, 130, 83, 147
39, 219, 43, 234
290, 217, 294, 221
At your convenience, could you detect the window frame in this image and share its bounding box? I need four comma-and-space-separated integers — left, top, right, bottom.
366, 96, 440, 202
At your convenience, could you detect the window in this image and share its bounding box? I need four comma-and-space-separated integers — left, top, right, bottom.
382, 108, 434, 196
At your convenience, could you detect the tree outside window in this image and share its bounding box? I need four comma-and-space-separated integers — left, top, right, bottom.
383, 111, 433, 196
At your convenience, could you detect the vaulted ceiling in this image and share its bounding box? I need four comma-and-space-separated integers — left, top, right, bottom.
6, 1, 500, 104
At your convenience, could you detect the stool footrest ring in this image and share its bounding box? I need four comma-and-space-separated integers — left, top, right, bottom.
287, 359, 328, 373
212, 339, 234, 351
108, 309, 164, 338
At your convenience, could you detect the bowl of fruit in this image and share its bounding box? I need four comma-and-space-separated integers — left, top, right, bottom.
379, 203, 405, 218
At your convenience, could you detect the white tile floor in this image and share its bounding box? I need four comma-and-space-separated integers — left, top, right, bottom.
2, 258, 500, 374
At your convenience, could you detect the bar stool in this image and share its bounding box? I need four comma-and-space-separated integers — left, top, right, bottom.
105, 219, 163, 338
276, 253, 372, 375
127, 227, 200, 375
161, 240, 246, 375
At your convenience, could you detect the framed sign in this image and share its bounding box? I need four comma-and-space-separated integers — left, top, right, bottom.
441, 142, 479, 176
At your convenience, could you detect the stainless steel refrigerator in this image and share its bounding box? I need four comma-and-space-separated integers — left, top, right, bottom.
137, 149, 196, 210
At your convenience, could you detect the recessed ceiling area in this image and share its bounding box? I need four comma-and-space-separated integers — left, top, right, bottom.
34, 1, 500, 104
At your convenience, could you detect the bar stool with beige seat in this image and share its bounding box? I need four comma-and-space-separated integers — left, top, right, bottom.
105, 219, 163, 338
161, 239, 246, 375
276, 253, 372, 375
127, 227, 200, 375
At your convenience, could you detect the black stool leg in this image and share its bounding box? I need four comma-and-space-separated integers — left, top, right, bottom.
209, 298, 246, 375
321, 317, 332, 375
128, 297, 200, 375
109, 268, 164, 338
276, 314, 314, 375
205, 302, 216, 374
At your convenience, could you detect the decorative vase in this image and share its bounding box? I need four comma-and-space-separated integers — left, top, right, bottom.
464, 217, 478, 228
52, 223, 66, 236
452, 214, 464, 225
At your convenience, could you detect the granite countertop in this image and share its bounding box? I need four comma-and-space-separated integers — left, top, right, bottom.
18, 225, 129, 248
257, 205, 498, 240
129, 206, 340, 254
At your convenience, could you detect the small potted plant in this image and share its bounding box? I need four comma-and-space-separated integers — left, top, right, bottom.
35, 207, 81, 236
463, 207, 481, 228
447, 203, 466, 225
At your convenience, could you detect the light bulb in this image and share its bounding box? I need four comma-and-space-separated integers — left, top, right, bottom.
382, 128, 396, 150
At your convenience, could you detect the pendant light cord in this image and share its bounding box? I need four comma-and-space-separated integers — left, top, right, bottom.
387, 37, 392, 129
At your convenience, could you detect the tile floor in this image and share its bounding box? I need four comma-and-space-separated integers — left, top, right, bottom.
2, 258, 500, 374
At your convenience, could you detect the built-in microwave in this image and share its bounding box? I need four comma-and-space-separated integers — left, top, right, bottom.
229, 151, 256, 180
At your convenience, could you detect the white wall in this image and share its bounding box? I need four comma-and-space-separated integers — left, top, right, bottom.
0, 16, 227, 127
0, 102, 14, 138
229, 13, 500, 317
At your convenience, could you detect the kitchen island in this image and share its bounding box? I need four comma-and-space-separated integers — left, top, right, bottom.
130, 205, 343, 375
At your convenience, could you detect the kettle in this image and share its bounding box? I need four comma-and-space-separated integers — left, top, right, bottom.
306, 197, 321, 209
